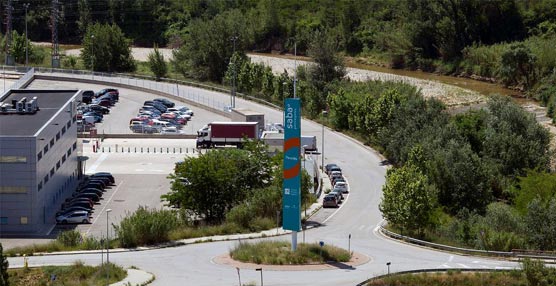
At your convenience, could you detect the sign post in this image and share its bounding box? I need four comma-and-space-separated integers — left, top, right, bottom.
283, 98, 301, 251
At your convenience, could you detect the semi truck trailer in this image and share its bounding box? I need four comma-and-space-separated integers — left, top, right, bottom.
196, 122, 259, 148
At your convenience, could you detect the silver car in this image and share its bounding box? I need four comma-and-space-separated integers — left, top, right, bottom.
56, 210, 91, 224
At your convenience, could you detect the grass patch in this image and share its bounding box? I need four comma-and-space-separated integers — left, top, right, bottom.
367, 271, 526, 286
230, 241, 351, 265
8, 261, 126, 286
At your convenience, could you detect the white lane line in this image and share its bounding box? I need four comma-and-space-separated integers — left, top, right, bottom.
321, 191, 350, 224
457, 263, 470, 268
84, 179, 125, 235
86, 153, 108, 173
359, 225, 365, 231
440, 264, 451, 268
448, 255, 454, 262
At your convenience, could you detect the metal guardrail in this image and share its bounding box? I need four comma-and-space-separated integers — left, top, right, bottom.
31, 67, 282, 114
356, 268, 513, 286
379, 222, 556, 259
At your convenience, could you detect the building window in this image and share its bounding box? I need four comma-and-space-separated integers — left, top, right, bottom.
0, 217, 7, 225
73, 142, 77, 150
20, 217, 28, 224
62, 154, 66, 163
67, 120, 71, 129
50, 138, 54, 147
56, 161, 60, 170
44, 174, 49, 183
38, 182, 42, 191
37, 151, 42, 161
67, 148, 71, 157
0, 156, 27, 163
50, 168, 55, 176
72, 114, 77, 122
56, 132, 61, 141
62, 126, 66, 135
44, 144, 49, 154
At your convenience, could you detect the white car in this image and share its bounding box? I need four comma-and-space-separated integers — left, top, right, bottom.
160, 126, 179, 134
56, 210, 91, 224
334, 181, 349, 193
174, 106, 194, 116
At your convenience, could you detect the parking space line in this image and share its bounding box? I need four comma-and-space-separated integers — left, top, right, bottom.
86, 153, 108, 173
84, 179, 125, 236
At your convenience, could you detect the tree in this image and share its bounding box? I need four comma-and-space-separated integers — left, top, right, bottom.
379, 164, 435, 235
81, 23, 135, 73
9, 30, 36, 64
499, 43, 537, 89
162, 142, 277, 223
525, 197, 556, 250
147, 44, 168, 80
0, 242, 8, 286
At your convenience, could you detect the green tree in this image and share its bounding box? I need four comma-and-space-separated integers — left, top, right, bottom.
513, 170, 556, 214
0, 242, 8, 286
147, 44, 168, 80
9, 30, 35, 64
499, 43, 537, 89
525, 197, 556, 250
379, 164, 435, 235
81, 23, 135, 72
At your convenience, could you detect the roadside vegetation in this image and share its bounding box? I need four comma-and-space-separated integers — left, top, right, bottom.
7, 261, 125, 286
367, 259, 556, 286
230, 241, 351, 265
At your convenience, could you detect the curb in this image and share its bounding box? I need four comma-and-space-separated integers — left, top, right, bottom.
110, 268, 154, 286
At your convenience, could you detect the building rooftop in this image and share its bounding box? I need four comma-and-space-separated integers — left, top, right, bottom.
0, 89, 79, 137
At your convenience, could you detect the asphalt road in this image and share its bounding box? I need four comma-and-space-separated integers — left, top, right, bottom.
6, 69, 519, 285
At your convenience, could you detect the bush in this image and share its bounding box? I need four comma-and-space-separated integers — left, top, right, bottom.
57, 230, 82, 247
114, 206, 182, 247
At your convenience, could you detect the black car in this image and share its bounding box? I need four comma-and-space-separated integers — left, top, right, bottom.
76, 188, 104, 197
88, 104, 110, 114
325, 163, 338, 174
154, 98, 175, 108
90, 172, 115, 184
96, 88, 119, 101
81, 181, 105, 190
82, 90, 95, 104
86, 176, 111, 185
73, 192, 100, 202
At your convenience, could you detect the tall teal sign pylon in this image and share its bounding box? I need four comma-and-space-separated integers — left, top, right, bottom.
283, 98, 301, 232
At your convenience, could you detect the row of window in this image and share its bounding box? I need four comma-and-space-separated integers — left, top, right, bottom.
37, 116, 76, 162
0, 216, 28, 225
38, 141, 77, 191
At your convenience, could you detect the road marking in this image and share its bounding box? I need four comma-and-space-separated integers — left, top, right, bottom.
440, 264, 450, 268
86, 153, 108, 173
359, 225, 365, 231
85, 179, 125, 236
321, 190, 350, 224
457, 263, 470, 268
448, 255, 454, 262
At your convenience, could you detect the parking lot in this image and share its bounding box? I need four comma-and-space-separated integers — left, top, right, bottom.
23, 79, 229, 240
27, 80, 230, 135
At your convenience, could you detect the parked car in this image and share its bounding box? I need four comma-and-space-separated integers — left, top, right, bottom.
328, 165, 342, 175
90, 172, 115, 184
174, 106, 194, 116
96, 88, 119, 101
323, 194, 339, 208
83, 112, 102, 123
57, 206, 92, 217
154, 98, 175, 107
332, 177, 346, 186
56, 210, 91, 224
84, 176, 111, 186
72, 192, 100, 202
334, 181, 349, 193
160, 126, 179, 135
325, 163, 338, 175
330, 189, 344, 203
93, 98, 113, 107
88, 104, 110, 114
63, 198, 94, 209
75, 188, 104, 197
82, 90, 95, 104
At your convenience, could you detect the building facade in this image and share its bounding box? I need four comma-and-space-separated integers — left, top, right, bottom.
0, 89, 81, 235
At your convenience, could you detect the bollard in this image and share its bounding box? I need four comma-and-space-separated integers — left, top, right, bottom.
108, 147, 111, 152
135, 147, 137, 153
147, 147, 149, 153
122, 147, 124, 153
128, 147, 130, 153
173, 147, 175, 153
102, 147, 105, 152
93, 145, 96, 152
161, 147, 163, 153
154, 148, 156, 153
167, 147, 169, 153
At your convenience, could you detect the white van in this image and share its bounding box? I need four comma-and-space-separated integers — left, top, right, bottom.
152, 120, 172, 131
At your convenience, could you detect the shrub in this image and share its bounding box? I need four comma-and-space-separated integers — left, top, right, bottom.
114, 206, 182, 247
57, 230, 82, 247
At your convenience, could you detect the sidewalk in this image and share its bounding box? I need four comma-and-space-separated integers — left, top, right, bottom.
110, 268, 154, 286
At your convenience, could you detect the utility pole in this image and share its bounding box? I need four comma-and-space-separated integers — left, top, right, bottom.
24, 3, 29, 67
5, 0, 14, 65
230, 35, 238, 109
50, 0, 60, 68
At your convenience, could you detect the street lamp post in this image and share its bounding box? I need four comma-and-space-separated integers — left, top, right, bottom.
321, 110, 328, 170
24, 3, 30, 67
91, 34, 95, 79
230, 35, 238, 109
255, 268, 263, 286
106, 209, 112, 283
